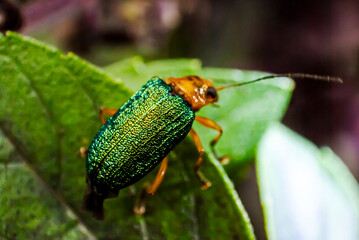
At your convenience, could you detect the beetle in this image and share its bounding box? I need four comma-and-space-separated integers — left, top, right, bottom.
82, 73, 342, 220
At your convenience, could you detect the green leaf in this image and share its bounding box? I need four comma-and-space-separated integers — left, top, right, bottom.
0, 130, 94, 239
0, 32, 255, 239
256, 123, 359, 240
105, 57, 294, 178
105, 57, 202, 92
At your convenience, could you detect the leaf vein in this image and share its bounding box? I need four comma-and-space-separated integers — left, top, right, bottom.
1, 53, 64, 188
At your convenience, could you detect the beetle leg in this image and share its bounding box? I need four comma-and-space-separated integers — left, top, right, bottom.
133, 186, 148, 215
79, 108, 117, 158
133, 157, 169, 215
78, 108, 117, 157
194, 116, 230, 164
78, 147, 88, 158
99, 107, 118, 124
189, 128, 212, 190
148, 156, 168, 195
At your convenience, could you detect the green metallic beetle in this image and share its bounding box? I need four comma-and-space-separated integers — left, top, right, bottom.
82, 74, 342, 219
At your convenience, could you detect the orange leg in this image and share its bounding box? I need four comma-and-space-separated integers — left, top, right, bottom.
148, 156, 168, 195
100, 107, 118, 124
189, 128, 212, 190
195, 116, 230, 164
134, 157, 169, 215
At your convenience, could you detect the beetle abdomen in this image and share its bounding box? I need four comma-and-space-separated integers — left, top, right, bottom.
86, 78, 195, 191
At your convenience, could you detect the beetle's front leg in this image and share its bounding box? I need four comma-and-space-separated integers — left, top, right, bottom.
189, 128, 212, 190
99, 107, 118, 124
134, 156, 169, 215
195, 116, 230, 164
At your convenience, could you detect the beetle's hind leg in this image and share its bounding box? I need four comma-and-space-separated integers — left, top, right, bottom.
77, 108, 118, 158
78, 108, 118, 157
195, 116, 230, 164
189, 128, 212, 190
134, 156, 169, 215
100, 107, 118, 124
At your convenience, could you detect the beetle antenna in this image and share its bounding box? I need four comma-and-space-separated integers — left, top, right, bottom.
216, 73, 343, 91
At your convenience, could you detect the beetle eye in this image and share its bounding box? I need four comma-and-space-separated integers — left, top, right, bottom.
206, 87, 217, 98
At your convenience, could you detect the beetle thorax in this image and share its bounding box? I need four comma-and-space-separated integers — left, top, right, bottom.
164, 76, 218, 111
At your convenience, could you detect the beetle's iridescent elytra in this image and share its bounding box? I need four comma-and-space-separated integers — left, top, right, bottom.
82, 74, 342, 219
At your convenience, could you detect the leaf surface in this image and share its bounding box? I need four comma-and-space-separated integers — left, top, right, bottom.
0, 32, 255, 239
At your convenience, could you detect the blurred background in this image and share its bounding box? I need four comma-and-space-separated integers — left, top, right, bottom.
1, 0, 358, 238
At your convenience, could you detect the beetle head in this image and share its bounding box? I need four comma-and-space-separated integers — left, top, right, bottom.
164, 76, 218, 111
164, 73, 343, 111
